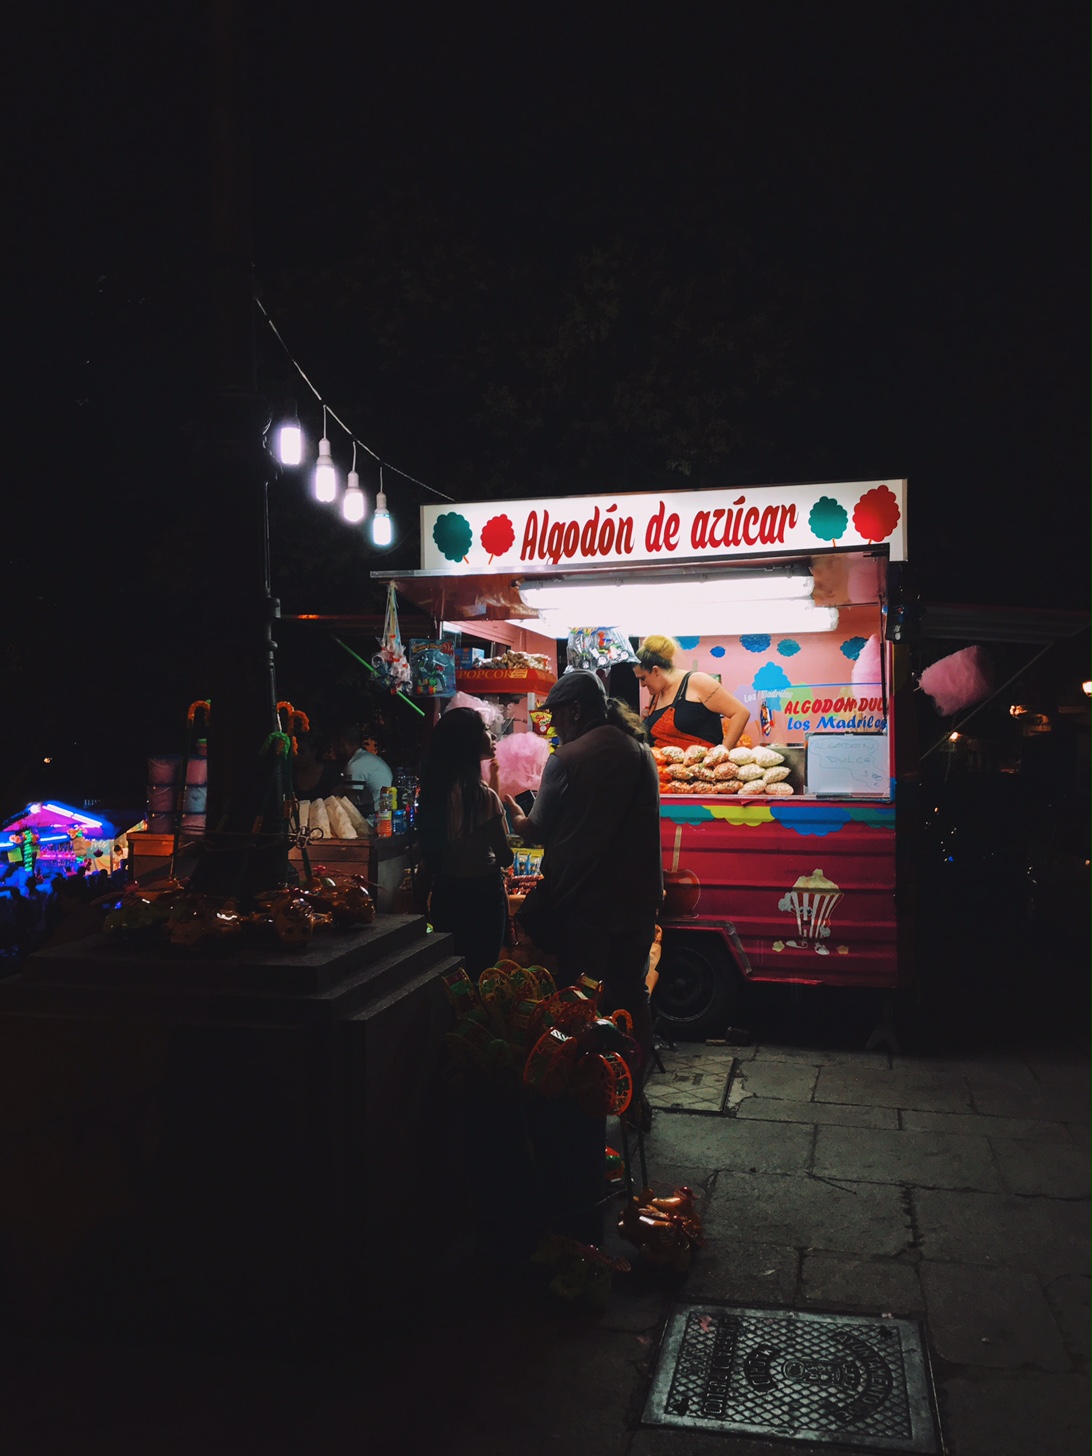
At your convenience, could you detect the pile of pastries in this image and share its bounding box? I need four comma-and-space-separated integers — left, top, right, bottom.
652, 743, 795, 796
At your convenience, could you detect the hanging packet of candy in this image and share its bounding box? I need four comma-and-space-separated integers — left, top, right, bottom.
565, 626, 638, 670
373, 582, 412, 692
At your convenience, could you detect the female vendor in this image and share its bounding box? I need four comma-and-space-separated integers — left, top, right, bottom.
635, 634, 751, 753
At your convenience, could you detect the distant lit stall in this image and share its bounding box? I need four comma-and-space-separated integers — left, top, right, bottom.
0, 801, 119, 883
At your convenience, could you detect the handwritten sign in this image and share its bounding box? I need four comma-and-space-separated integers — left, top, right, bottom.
806, 733, 890, 797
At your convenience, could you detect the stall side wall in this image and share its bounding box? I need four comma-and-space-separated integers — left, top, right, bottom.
660, 804, 898, 988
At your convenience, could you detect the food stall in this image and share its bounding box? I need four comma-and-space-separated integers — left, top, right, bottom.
377, 481, 911, 1036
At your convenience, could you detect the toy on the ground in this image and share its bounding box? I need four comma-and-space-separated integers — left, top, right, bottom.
618, 1185, 704, 1272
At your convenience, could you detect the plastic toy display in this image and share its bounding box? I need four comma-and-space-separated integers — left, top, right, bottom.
440, 961, 636, 1117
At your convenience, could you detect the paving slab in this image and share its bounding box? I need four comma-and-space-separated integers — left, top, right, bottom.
966, 1075, 1090, 1125
800, 1253, 924, 1315
989, 1137, 1091, 1197
814, 1125, 1002, 1192
597, 1289, 671, 1334
900, 1108, 1073, 1143
735, 1097, 898, 1129
897, 1055, 1038, 1087
301, 1321, 647, 1456
1043, 1273, 1090, 1358
645, 1045, 737, 1118
814, 1064, 973, 1112
649, 1114, 813, 1176
753, 1044, 892, 1069
914, 1188, 1089, 1282
921, 1262, 1070, 1371
937, 1370, 1089, 1456
680, 1238, 800, 1307
640, 1159, 719, 1201
1024, 1056, 1090, 1086
631, 1430, 835, 1456
730, 1058, 821, 1103
703, 1171, 912, 1257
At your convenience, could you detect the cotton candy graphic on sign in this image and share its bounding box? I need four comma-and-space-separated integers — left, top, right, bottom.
740, 635, 771, 654
808, 496, 848, 545
432, 512, 474, 562
480, 514, 515, 562
852, 484, 901, 543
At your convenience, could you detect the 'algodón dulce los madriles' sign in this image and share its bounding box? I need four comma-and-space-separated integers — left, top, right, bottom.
419, 480, 907, 575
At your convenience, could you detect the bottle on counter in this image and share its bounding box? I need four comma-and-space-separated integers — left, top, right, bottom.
376, 786, 393, 837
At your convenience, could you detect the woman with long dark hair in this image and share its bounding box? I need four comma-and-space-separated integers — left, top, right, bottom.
416, 707, 514, 979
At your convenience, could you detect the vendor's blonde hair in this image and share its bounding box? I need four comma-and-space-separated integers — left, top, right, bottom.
637, 634, 678, 671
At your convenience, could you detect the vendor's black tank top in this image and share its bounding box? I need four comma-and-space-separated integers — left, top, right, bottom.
645, 673, 725, 747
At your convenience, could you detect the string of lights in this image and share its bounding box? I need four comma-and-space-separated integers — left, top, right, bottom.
255, 297, 455, 546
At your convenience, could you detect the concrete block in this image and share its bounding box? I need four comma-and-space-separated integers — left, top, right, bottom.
815, 1063, 972, 1112
900, 1108, 1072, 1143
735, 1098, 899, 1129
990, 1138, 1091, 1198
914, 1188, 1089, 1282
1043, 1273, 1090, 1358
921, 1261, 1069, 1370
938, 1371, 1089, 1456
703, 1171, 912, 1257
730, 1058, 821, 1103
651, 1115, 814, 1176
632, 1432, 833, 1456
752, 1044, 891, 1069
801, 1253, 924, 1314
814, 1125, 1002, 1192
967, 1075, 1090, 1126
682, 1238, 800, 1306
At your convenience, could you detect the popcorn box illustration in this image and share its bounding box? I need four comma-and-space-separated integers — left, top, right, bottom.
778, 868, 843, 942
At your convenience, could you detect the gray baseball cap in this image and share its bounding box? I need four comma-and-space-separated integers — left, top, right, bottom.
541, 669, 608, 712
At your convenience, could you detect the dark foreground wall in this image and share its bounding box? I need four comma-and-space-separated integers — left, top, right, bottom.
0, 917, 463, 1346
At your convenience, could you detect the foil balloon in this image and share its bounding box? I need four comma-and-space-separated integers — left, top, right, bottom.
618, 1185, 704, 1272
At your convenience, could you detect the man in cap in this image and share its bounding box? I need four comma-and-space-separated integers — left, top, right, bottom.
505, 670, 662, 1115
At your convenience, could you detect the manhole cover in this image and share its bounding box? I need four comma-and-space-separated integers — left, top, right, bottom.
644, 1303, 939, 1453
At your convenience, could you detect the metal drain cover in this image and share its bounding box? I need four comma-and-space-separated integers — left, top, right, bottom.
644, 1303, 939, 1453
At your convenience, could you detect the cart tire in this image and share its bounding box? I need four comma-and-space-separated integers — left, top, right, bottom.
652, 933, 740, 1041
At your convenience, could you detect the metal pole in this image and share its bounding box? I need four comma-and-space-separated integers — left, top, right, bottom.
188, 0, 285, 899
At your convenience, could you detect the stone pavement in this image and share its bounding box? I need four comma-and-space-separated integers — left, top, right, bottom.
3, 1031, 1086, 1456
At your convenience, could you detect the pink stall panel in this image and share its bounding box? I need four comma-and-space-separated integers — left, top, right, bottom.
659, 798, 900, 990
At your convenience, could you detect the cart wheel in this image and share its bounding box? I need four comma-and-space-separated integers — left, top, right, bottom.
652, 934, 740, 1042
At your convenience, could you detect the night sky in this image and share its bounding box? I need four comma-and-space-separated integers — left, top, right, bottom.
7, 3, 1088, 806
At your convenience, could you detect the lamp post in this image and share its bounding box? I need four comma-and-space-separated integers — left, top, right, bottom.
187, 0, 285, 900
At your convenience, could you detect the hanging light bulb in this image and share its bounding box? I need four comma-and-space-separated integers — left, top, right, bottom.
313, 406, 338, 503
371, 466, 393, 546
276, 399, 303, 466
342, 442, 368, 524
